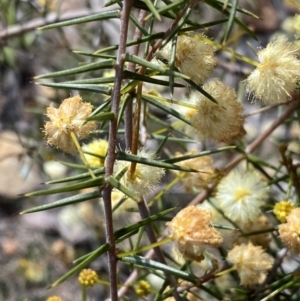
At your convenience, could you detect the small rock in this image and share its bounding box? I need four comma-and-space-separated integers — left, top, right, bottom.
0, 131, 41, 202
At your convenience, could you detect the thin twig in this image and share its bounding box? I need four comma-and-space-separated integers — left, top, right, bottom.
0, 7, 118, 40
244, 99, 295, 118
102, 0, 133, 300
279, 144, 300, 200
125, 9, 148, 150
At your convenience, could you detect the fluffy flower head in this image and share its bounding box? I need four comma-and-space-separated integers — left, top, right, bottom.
190, 79, 245, 143
216, 169, 269, 223
227, 242, 274, 286
82, 139, 108, 167
274, 200, 295, 223
245, 36, 300, 105
159, 33, 216, 85
113, 149, 165, 198
172, 150, 216, 192
278, 208, 300, 254
231, 215, 272, 248
44, 96, 96, 153
167, 206, 223, 262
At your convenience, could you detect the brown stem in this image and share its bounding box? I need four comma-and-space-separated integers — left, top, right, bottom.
102, 0, 133, 300
244, 99, 295, 118
279, 144, 300, 201
125, 9, 148, 150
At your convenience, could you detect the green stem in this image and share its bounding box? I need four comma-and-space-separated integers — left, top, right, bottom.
215, 266, 236, 277
81, 286, 87, 301
70, 131, 95, 179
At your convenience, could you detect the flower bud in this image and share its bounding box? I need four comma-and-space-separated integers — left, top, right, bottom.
78, 268, 99, 287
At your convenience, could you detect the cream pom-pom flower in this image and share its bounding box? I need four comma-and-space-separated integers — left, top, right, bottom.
113, 149, 165, 198
278, 208, 300, 254
44, 95, 96, 153
227, 242, 274, 286
245, 36, 300, 105
215, 169, 269, 223
158, 33, 216, 85
190, 79, 245, 143
166, 206, 223, 262
171, 150, 217, 192
230, 215, 272, 249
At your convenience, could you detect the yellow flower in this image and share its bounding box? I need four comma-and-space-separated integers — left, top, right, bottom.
99, 190, 137, 218
166, 206, 223, 262
172, 150, 216, 192
190, 79, 245, 143
245, 36, 300, 105
82, 139, 108, 167
278, 208, 300, 254
44, 95, 96, 153
159, 33, 216, 85
216, 169, 269, 223
113, 149, 165, 198
274, 200, 295, 223
46, 297, 63, 301
227, 242, 274, 286
135, 280, 151, 296
292, 14, 300, 39
78, 268, 99, 287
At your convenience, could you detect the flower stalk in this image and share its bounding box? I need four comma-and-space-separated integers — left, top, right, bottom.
70, 131, 95, 179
